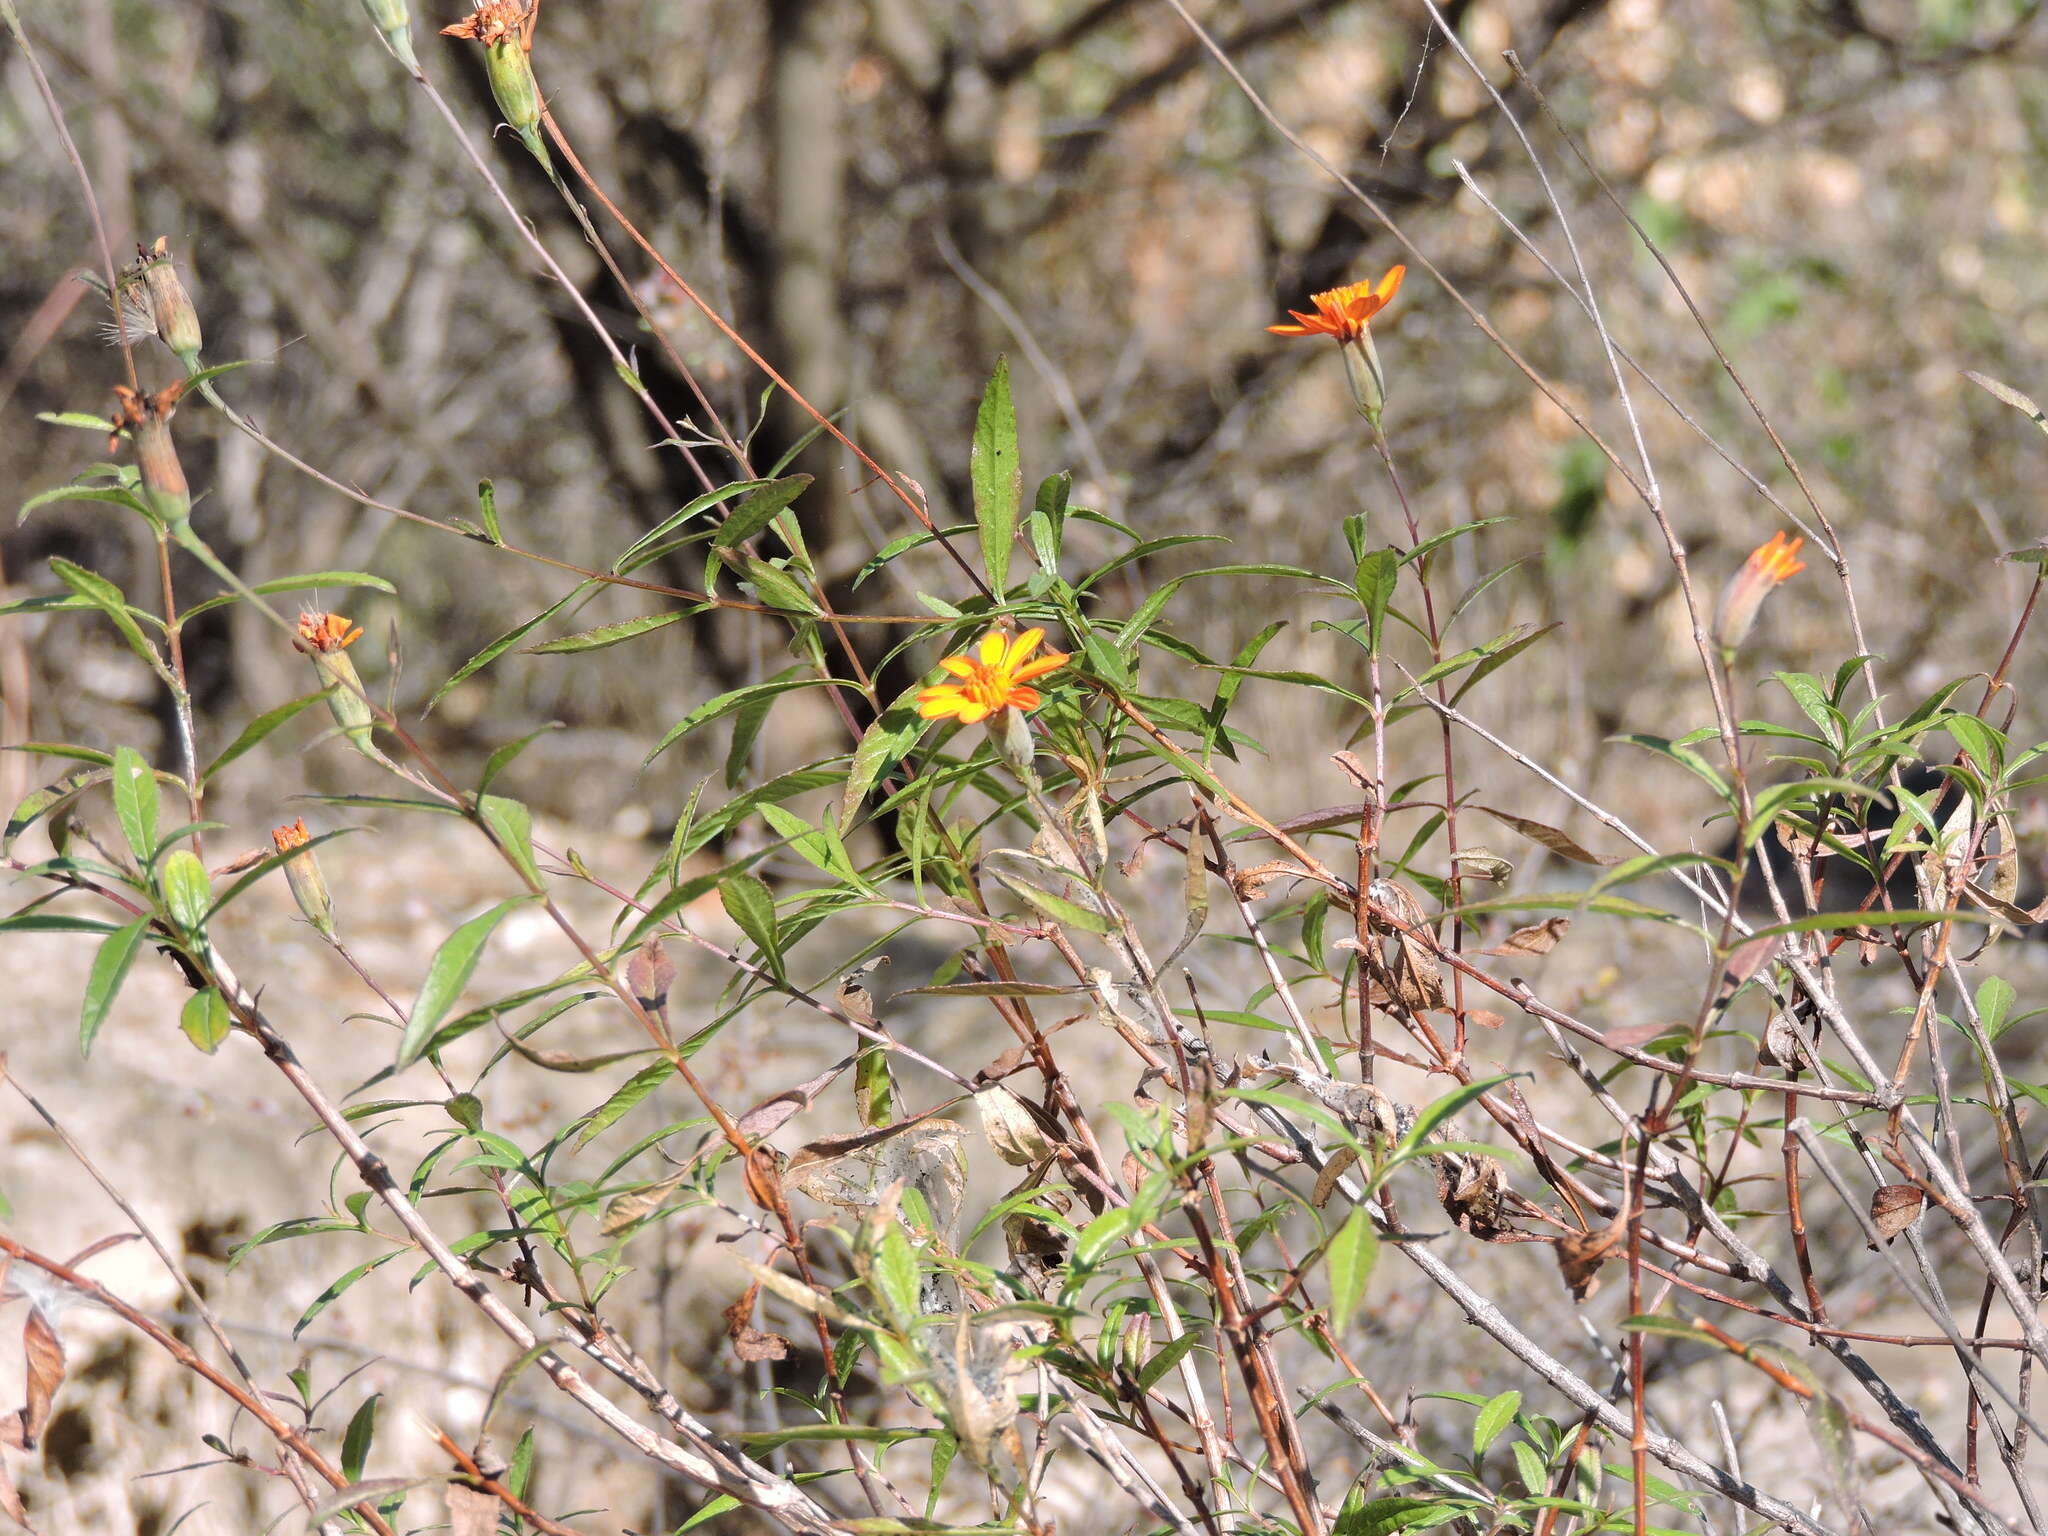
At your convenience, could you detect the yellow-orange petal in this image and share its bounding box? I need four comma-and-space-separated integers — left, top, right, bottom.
956, 700, 993, 724
1008, 686, 1042, 711
1266, 322, 1316, 336
977, 630, 1007, 667
939, 655, 978, 679
1011, 651, 1069, 684
918, 687, 970, 719
1374, 264, 1406, 304
1004, 627, 1046, 670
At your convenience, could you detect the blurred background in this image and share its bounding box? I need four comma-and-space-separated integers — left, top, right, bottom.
7, 1, 2048, 1532
5, 0, 2047, 844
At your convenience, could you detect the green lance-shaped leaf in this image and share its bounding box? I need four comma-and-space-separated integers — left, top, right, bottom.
1324, 1204, 1379, 1325
80, 917, 151, 1056
396, 899, 533, 1068
111, 746, 159, 862
971, 356, 1021, 595
719, 874, 783, 977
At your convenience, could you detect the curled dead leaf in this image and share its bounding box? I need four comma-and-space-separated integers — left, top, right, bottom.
1312, 1146, 1360, 1209
1555, 1216, 1626, 1302
1868, 1183, 1925, 1244
723, 1283, 793, 1364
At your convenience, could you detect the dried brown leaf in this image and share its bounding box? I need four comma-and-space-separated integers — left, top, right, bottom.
722, 1284, 792, 1364
736, 1053, 855, 1141
1473, 805, 1619, 866
8, 1311, 61, 1453
1481, 917, 1570, 957
0, 1455, 29, 1532
599, 1169, 688, 1235
974, 1086, 1057, 1167
1868, 1183, 1926, 1243
1438, 1152, 1513, 1240
1718, 935, 1780, 998
625, 938, 676, 1021
1555, 1216, 1625, 1302
1311, 1146, 1360, 1208
1466, 1009, 1506, 1031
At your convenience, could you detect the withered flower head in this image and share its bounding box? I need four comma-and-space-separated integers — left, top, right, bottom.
294, 611, 364, 655
1713, 531, 1807, 653
271, 817, 335, 934
296, 613, 378, 758
110, 381, 193, 523
441, 0, 548, 163
133, 236, 203, 365
916, 627, 1069, 725
439, 0, 528, 46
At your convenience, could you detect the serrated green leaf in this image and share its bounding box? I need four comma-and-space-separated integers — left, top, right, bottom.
714, 474, 811, 549
522, 609, 694, 655
428, 586, 588, 712
720, 874, 782, 975
50, 559, 165, 677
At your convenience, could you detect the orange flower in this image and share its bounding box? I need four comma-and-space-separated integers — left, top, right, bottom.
293, 612, 363, 655
1713, 531, 1806, 651
271, 817, 312, 854
917, 628, 1069, 724
1266, 266, 1405, 343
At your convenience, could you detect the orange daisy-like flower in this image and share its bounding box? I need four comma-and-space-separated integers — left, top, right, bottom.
293, 611, 363, 655
1267, 266, 1406, 342
271, 817, 312, 854
917, 628, 1069, 724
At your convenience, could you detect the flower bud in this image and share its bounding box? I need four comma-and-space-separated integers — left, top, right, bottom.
294, 612, 378, 756
358, 0, 420, 70
112, 382, 192, 525
135, 238, 202, 369
1341, 332, 1387, 426
1713, 531, 1806, 654
272, 817, 336, 935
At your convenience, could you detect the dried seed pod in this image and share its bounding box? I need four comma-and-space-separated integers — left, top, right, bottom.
133, 238, 202, 368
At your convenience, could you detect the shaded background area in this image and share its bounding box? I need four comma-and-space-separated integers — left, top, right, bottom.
7, 2, 2048, 1534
